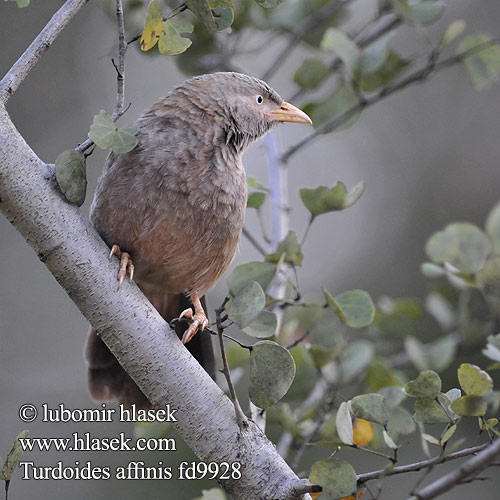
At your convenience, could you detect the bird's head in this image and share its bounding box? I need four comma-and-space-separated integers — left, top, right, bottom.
174, 72, 312, 151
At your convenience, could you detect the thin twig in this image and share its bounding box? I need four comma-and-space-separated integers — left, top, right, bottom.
281, 38, 500, 162
77, 0, 128, 155
242, 226, 267, 256
407, 439, 500, 500
357, 443, 490, 484
260, 0, 350, 81
215, 298, 247, 427
0, 0, 90, 104
111, 0, 127, 121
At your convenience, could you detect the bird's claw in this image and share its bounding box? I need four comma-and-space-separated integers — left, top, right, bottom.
109, 244, 134, 289
179, 308, 208, 344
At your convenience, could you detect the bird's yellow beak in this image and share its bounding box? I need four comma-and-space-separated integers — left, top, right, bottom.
266, 102, 312, 124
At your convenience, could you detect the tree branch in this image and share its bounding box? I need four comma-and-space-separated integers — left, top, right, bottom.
0, 0, 90, 104
357, 443, 490, 484
281, 38, 500, 162
407, 439, 500, 500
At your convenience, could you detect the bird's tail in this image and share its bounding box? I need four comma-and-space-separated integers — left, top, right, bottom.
85, 292, 216, 409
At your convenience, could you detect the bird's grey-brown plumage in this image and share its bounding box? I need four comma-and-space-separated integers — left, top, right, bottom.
86, 72, 311, 408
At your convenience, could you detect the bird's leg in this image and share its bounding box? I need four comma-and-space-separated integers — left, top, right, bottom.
179, 293, 208, 344
109, 244, 135, 289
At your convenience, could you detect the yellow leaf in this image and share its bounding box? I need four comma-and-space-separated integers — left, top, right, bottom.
140, 0, 164, 51
352, 418, 374, 446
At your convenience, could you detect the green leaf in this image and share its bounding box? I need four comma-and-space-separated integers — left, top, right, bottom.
441, 20, 466, 48
359, 51, 412, 92
226, 281, 265, 328
243, 310, 277, 338
186, 0, 216, 32
266, 230, 303, 266
405, 336, 457, 372
249, 340, 295, 409
303, 84, 361, 132
365, 360, 403, 391
294, 57, 329, 89
321, 28, 361, 73
158, 19, 194, 56
112, 124, 139, 154
421, 262, 446, 278
309, 458, 357, 500
0, 430, 29, 481
359, 31, 395, 74
227, 261, 276, 295
405, 370, 442, 398
247, 192, 266, 209
456, 34, 500, 90
300, 183, 346, 216
209, 1, 234, 31
414, 394, 453, 424
388, 406, 416, 435
450, 395, 487, 417
324, 289, 375, 328
140, 0, 164, 51
379, 386, 406, 408
351, 394, 389, 426
336, 401, 354, 445
5, 0, 30, 7
457, 363, 493, 396
340, 341, 374, 383
486, 201, 500, 254
406, 1, 445, 26
441, 424, 457, 445
89, 110, 116, 150
55, 149, 87, 207
426, 222, 491, 273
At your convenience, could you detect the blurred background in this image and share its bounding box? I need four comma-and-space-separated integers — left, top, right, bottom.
1, 0, 500, 499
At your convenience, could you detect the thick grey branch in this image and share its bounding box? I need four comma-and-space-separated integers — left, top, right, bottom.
407, 439, 500, 500
0, 0, 90, 104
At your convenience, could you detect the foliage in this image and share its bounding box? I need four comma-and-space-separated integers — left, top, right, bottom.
4, 0, 500, 499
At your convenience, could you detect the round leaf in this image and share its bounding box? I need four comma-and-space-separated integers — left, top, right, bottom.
309, 458, 357, 500
320, 28, 361, 72
55, 149, 87, 206
405, 370, 442, 398
186, 0, 216, 32
325, 289, 375, 328
457, 363, 493, 396
226, 281, 265, 328
242, 310, 277, 338
351, 393, 389, 426
414, 394, 453, 424
300, 183, 346, 217
88, 110, 116, 150
158, 19, 194, 56
227, 261, 276, 295
294, 57, 329, 89
249, 341, 296, 409
450, 395, 487, 417
441, 20, 466, 48
426, 222, 491, 273
112, 124, 139, 154
247, 191, 266, 209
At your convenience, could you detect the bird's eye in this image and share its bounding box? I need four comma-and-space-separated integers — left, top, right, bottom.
255, 95, 264, 105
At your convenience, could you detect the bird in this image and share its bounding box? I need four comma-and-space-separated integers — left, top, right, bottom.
85, 72, 312, 408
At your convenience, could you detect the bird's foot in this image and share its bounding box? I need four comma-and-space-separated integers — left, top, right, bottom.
179, 308, 208, 344
109, 244, 135, 289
